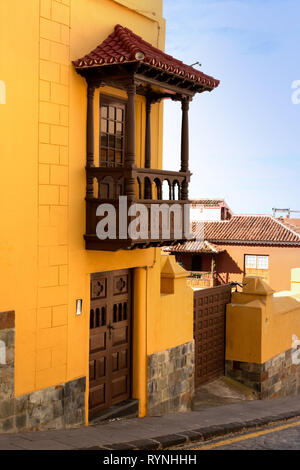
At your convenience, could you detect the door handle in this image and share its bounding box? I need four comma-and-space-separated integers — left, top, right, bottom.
108, 322, 115, 339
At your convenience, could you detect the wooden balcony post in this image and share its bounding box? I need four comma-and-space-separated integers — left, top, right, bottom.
87, 84, 95, 168
145, 97, 152, 169
125, 82, 136, 199
86, 84, 95, 198
180, 97, 190, 200
144, 98, 153, 199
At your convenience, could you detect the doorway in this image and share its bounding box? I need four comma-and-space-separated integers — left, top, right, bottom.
89, 269, 132, 417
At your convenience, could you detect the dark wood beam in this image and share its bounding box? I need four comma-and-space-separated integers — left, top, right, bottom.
77, 62, 210, 97
86, 84, 95, 198
180, 97, 190, 200
125, 82, 137, 200
86, 84, 95, 168
145, 97, 152, 170
134, 73, 195, 97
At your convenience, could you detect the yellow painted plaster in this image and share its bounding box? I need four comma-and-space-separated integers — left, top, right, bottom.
0, 0, 192, 422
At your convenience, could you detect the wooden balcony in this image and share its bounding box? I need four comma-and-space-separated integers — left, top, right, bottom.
75, 47, 209, 251
187, 271, 217, 289
85, 167, 191, 251
73, 25, 219, 252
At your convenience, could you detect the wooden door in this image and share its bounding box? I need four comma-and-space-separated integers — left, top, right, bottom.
89, 269, 131, 417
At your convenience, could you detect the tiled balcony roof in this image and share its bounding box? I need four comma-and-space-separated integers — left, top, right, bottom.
166, 240, 224, 254
73, 24, 220, 90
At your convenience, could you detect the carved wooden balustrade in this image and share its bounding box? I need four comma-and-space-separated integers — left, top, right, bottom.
85, 166, 191, 251
86, 167, 190, 200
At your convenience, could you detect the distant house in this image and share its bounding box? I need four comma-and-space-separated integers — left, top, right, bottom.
168, 215, 300, 291
190, 199, 232, 222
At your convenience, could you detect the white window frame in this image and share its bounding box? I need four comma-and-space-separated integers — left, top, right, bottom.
245, 255, 269, 270
257, 255, 269, 270
245, 255, 256, 269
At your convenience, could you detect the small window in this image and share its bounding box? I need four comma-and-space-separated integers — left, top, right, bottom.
245, 255, 269, 270
245, 255, 257, 269
257, 256, 269, 270
99, 95, 126, 168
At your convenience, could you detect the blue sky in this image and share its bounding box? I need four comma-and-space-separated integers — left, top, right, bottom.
162, 0, 300, 215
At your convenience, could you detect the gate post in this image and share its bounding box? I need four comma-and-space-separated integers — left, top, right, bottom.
132, 267, 147, 417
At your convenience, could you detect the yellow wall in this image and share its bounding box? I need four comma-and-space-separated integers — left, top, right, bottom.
0, 0, 39, 393
226, 276, 300, 364
148, 255, 194, 355
0, 0, 192, 421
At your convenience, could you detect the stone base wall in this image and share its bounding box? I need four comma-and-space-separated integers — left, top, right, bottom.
226, 347, 300, 399
0, 310, 86, 434
147, 341, 194, 416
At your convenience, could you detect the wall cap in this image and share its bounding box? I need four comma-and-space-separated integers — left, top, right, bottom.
243, 276, 275, 296
161, 255, 189, 279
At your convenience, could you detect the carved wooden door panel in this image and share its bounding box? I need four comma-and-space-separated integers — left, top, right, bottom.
89, 269, 131, 417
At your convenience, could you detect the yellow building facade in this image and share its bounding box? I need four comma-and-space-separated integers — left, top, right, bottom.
0, 0, 201, 432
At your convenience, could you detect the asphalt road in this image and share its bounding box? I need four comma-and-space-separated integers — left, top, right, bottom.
182, 418, 300, 450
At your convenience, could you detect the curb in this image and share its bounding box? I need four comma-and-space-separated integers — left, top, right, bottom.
80, 409, 300, 450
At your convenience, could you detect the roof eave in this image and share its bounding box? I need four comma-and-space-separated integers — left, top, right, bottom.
73, 61, 219, 93
206, 239, 300, 246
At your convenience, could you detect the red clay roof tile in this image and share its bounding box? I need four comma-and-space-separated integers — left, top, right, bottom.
169, 215, 300, 253
73, 25, 219, 90
202, 216, 300, 244
279, 218, 300, 235
166, 240, 224, 254
190, 199, 225, 206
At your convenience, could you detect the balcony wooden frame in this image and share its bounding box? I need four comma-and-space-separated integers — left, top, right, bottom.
75, 61, 204, 251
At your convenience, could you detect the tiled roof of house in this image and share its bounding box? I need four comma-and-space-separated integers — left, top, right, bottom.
165, 240, 224, 254
280, 218, 300, 235
169, 215, 300, 253
73, 25, 220, 90
203, 215, 300, 244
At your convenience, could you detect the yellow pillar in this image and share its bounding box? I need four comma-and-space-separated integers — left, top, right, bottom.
132, 267, 147, 417
226, 276, 275, 364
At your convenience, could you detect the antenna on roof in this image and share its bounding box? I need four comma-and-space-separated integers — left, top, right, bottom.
272, 208, 300, 218
190, 61, 202, 67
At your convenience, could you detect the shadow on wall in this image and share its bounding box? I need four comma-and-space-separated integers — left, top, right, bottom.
217, 250, 243, 284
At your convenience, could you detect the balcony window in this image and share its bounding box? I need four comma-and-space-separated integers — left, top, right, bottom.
100, 96, 126, 168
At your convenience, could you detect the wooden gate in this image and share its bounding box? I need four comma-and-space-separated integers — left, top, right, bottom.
194, 284, 231, 387
89, 269, 131, 417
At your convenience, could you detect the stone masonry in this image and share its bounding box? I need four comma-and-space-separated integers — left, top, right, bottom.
147, 341, 194, 416
226, 347, 300, 399
0, 310, 85, 434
